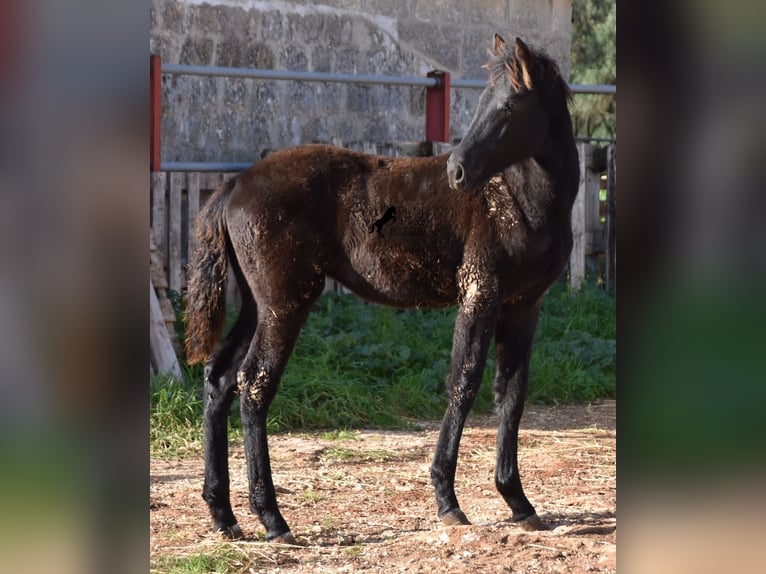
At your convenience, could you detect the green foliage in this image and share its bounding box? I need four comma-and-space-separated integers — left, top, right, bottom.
531, 281, 616, 403
151, 284, 615, 449
570, 0, 616, 139
269, 296, 454, 431
150, 372, 205, 457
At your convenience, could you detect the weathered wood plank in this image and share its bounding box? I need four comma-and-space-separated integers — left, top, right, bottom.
150, 278, 182, 378
149, 231, 169, 290
168, 172, 184, 293
151, 172, 168, 276
581, 144, 601, 255
187, 172, 200, 279
432, 141, 453, 156
201, 172, 226, 190
570, 143, 588, 291
605, 145, 617, 291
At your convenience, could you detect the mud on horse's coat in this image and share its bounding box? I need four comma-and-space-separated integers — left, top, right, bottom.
185, 35, 579, 543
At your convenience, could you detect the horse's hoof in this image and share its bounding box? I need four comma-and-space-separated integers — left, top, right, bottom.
219, 524, 244, 539
270, 531, 301, 545
516, 514, 549, 531
440, 509, 472, 526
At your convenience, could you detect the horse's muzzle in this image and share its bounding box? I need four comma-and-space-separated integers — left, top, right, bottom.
447, 153, 466, 191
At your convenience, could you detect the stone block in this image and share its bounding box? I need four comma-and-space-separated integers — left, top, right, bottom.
281, 45, 309, 70
508, 0, 552, 32
307, 0, 362, 10
160, 0, 186, 35
461, 28, 494, 79
415, 0, 507, 26
408, 85, 426, 116
180, 37, 214, 65
311, 46, 333, 72
284, 82, 316, 110
335, 46, 366, 73
188, 4, 248, 38
362, 119, 392, 144
323, 14, 355, 45
361, 0, 412, 19
346, 85, 371, 112
259, 11, 285, 42
312, 83, 345, 109
286, 13, 326, 44
397, 20, 459, 70
223, 79, 248, 107
244, 43, 275, 69
215, 39, 243, 67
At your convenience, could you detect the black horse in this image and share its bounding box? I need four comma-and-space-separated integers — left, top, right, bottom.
185, 35, 579, 543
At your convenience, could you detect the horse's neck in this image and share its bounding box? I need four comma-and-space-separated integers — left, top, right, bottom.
531, 108, 580, 210
497, 160, 559, 230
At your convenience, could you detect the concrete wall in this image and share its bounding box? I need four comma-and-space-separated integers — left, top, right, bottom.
150, 0, 572, 163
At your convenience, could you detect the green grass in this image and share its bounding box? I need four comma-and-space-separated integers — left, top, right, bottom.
152, 545, 253, 574
320, 429, 358, 441
151, 281, 615, 453
150, 370, 205, 457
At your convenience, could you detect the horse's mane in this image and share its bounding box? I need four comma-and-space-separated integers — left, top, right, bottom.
485, 44, 572, 104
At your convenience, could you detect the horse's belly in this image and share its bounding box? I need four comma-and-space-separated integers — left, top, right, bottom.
332, 246, 460, 308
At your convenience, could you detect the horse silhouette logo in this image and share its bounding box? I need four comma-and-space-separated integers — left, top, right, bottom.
369, 206, 397, 238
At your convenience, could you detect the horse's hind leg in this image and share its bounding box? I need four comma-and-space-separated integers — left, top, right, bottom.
492, 300, 547, 530
202, 293, 257, 538
237, 281, 325, 543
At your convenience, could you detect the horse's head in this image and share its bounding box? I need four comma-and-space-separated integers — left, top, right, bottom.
447, 36, 571, 191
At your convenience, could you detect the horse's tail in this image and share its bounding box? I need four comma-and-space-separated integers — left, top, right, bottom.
185, 176, 238, 365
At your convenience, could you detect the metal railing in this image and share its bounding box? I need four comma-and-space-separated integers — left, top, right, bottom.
161, 62, 616, 94
151, 57, 616, 172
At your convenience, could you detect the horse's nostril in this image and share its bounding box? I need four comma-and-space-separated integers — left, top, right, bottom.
454, 163, 465, 184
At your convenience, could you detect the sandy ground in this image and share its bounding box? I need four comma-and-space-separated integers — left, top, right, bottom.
150, 400, 615, 572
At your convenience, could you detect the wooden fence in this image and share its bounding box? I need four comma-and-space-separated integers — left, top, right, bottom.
570, 142, 616, 291
150, 141, 615, 301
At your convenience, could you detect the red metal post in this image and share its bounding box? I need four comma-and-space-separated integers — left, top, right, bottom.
150, 54, 162, 172
425, 70, 450, 143
0, 1, 22, 95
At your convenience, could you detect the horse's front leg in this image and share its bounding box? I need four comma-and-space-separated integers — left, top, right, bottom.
493, 299, 547, 530
431, 302, 498, 525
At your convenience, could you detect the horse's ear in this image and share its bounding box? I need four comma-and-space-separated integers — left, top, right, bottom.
493, 34, 507, 56
514, 37, 536, 90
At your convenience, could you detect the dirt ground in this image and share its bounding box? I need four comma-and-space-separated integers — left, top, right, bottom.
150, 400, 615, 573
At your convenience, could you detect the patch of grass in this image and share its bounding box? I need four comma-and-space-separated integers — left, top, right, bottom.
344, 544, 364, 557
151, 281, 615, 449
320, 447, 399, 463
321, 515, 337, 530
150, 373, 204, 458
320, 429, 358, 441
319, 447, 357, 462
300, 488, 326, 502
529, 281, 616, 404
150, 369, 241, 458
152, 544, 253, 574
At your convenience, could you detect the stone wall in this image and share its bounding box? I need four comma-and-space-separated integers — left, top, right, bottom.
150, 0, 572, 163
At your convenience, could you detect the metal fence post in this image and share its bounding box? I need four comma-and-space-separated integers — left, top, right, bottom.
425, 70, 450, 143
150, 54, 162, 172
